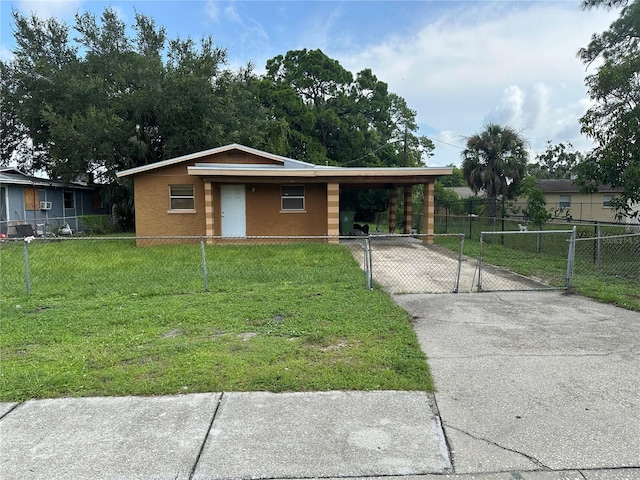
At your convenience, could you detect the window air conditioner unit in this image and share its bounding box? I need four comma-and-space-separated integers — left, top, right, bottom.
40, 201, 52, 210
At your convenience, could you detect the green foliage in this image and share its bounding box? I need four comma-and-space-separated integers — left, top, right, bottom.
461, 123, 529, 203
1, 7, 288, 227
260, 48, 433, 169
577, 0, 640, 218
434, 181, 461, 204
529, 141, 584, 179
516, 176, 552, 229
0, 241, 433, 400
437, 165, 466, 187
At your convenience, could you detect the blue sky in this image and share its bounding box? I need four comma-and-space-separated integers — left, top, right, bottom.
0, 1, 620, 166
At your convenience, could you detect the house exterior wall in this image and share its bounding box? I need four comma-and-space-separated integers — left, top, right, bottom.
132, 163, 207, 237
245, 183, 327, 236
512, 191, 621, 223
1, 183, 107, 235
132, 163, 328, 238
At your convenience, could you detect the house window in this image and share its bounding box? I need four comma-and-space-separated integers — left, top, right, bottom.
603, 194, 614, 207
64, 191, 75, 209
281, 185, 305, 211
559, 195, 571, 209
169, 184, 195, 210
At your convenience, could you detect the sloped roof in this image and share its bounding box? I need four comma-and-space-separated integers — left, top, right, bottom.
0, 167, 79, 188
536, 179, 621, 193
116, 144, 334, 177
116, 144, 452, 182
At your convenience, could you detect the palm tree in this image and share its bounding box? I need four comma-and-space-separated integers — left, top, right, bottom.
461, 124, 529, 218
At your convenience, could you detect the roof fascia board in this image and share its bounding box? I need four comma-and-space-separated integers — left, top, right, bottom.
187, 166, 453, 178
116, 143, 319, 177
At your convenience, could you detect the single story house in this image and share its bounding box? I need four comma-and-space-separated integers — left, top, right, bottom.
0, 167, 110, 236
116, 144, 452, 243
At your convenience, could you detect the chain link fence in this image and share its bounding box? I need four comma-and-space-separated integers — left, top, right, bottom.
346, 234, 466, 294
1, 236, 369, 298
573, 233, 640, 287
4, 232, 637, 298
477, 229, 576, 292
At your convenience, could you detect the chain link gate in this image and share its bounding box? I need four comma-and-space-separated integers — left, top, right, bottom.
359, 234, 465, 294
477, 228, 577, 292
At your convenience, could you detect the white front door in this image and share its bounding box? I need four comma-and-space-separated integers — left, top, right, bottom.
220, 185, 246, 237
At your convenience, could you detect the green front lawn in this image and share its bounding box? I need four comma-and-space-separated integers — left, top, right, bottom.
0, 240, 433, 401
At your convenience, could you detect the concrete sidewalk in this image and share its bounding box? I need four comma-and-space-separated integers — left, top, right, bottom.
1, 291, 638, 479
0, 390, 451, 479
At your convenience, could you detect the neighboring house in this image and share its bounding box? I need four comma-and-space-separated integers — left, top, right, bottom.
0, 167, 110, 236
116, 144, 452, 243
530, 179, 627, 223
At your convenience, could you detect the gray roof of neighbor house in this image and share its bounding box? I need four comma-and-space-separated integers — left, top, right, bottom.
0, 167, 93, 189
536, 179, 621, 193
116, 144, 452, 182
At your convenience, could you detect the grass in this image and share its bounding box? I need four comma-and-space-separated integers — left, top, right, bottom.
0, 240, 433, 402
435, 235, 640, 311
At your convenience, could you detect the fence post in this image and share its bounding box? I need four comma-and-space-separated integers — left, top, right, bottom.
565, 227, 577, 289
200, 237, 209, 292
363, 237, 372, 290
454, 233, 464, 293
477, 232, 484, 291
596, 223, 601, 267
23, 238, 31, 294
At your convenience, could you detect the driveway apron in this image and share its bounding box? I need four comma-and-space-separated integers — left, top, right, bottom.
394, 291, 640, 474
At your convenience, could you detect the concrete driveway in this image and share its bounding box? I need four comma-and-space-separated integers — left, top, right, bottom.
394, 291, 640, 475
346, 236, 548, 294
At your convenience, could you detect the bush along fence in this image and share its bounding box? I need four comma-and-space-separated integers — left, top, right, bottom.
2, 231, 638, 297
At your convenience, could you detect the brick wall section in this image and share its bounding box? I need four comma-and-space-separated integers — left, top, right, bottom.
133, 163, 206, 238
245, 183, 327, 236
423, 181, 434, 244
327, 183, 339, 243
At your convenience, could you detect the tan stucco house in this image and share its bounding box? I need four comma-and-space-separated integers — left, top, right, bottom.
533, 179, 625, 223
116, 144, 452, 243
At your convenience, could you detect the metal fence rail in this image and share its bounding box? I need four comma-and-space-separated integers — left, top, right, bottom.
1, 236, 371, 297
6, 232, 633, 298
477, 229, 577, 292
362, 234, 465, 294
573, 233, 640, 285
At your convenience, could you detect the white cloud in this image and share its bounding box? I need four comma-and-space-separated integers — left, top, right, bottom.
336, 2, 620, 165
204, 0, 221, 22
15, 0, 84, 19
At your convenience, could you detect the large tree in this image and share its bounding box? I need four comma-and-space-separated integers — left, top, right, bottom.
260, 49, 433, 168
576, 0, 640, 218
0, 8, 287, 226
461, 124, 529, 208
529, 141, 584, 179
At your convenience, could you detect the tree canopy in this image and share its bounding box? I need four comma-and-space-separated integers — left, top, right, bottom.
461, 123, 529, 201
529, 141, 584, 179
576, 0, 640, 217
1, 10, 432, 226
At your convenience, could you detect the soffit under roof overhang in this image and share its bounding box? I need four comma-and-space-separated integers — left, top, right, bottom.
187, 166, 452, 187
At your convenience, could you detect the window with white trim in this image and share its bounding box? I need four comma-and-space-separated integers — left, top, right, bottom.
169, 184, 195, 210
559, 195, 571, 209
603, 194, 613, 207
281, 185, 305, 211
